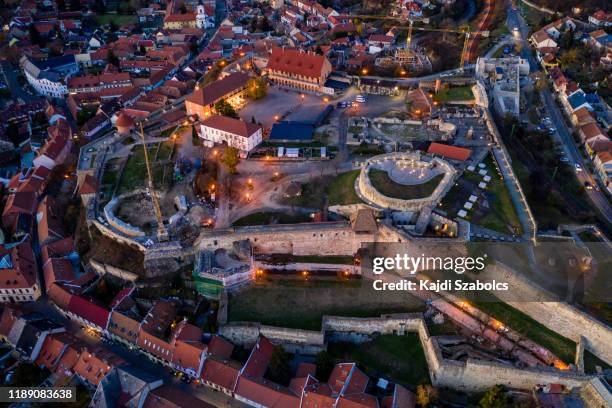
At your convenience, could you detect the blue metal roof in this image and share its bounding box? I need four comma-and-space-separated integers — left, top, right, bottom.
269, 122, 314, 142
567, 92, 588, 110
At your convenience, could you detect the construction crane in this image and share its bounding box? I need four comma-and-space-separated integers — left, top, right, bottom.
351, 15, 489, 71
139, 122, 169, 242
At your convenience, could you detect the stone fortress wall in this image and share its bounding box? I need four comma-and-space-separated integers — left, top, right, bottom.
480, 263, 612, 365
196, 222, 370, 256
357, 152, 457, 211
221, 313, 598, 392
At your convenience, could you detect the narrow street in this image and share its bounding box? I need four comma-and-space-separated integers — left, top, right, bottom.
508, 3, 612, 224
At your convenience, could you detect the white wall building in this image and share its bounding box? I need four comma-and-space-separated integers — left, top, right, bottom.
200, 115, 262, 157
20, 55, 78, 98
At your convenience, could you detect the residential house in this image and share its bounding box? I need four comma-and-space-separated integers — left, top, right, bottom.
89, 365, 164, 408
579, 122, 608, 145
65, 295, 111, 333
20, 55, 79, 98
593, 150, 612, 190
589, 29, 612, 50
6, 312, 64, 361
588, 10, 612, 27
529, 30, 557, 50
33, 119, 73, 169
72, 345, 125, 387
136, 300, 179, 364
2, 192, 37, 233
143, 384, 216, 407
0, 241, 40, 303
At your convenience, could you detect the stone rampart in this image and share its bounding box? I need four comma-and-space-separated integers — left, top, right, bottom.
92, 220, 146, 252
103, 196, 145, 237
219, 322, 325, 355
357, 152, 456, 211
89, 259, 139, 282
482, 263, 612, 365
221, 313, 596, 391
197, 222, 366, 256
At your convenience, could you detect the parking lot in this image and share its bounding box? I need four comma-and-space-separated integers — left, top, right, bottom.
238, 86, 330, 128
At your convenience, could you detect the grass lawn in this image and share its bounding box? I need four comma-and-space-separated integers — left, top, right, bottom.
473, 300, 609, 373
232, 211, 312, 226
350, 144, 385, 156
327, 334, 430, 386
95, 13, 136, 26
369, 169, 443, 200
281, 170, 362, 208
117, 144, 172, 194
157, 141, 175, 161
101, 170, 118, 186
434, 86, 474, 103
329, 170, 362, 205
473, 155, 523, 234
228, 279, 424, 331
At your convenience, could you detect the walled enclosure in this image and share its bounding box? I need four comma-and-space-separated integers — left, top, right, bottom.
357, 152, 456, 211
221, 314, 597, 392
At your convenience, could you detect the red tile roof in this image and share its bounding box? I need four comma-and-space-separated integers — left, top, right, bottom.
0, 241, 38, 290
295, 362, 316, 378
186, 72, 251, 107
267, 48, 329, 79
171, 320, 206, 374
73, 346, 124, 385
41, 237, 74, 264
201, 116, 261, 138
43, 258, 76, 291
78, 174, 99, 195
241, 335, 274, 378
67, 295, 110, 329
35, 332, 76, 370
427, 142, 472, 161
144, 385, 215, 408
381, 384, 415, 408
48, 283, 73, 310
0, 305, 22, 338
337, 393, 379, 408
201, 358, 240, 391
234, 376, 301, 408
2, 192, 37, 226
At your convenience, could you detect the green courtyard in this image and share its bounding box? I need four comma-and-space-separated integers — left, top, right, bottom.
368, 169, 444, 200
116, 142, 175, 194
439, 154, 522, 235
281, 170, 362, 209
228, 278, 424, 331
327, 334, 430, 386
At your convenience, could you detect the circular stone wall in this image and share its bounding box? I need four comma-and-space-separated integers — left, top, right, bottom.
357, 152, 456, 211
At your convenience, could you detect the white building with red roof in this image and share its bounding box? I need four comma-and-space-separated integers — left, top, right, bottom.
0, 241, 41, 303
200, 115, 262, 156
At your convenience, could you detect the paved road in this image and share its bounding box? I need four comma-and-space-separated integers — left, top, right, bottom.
0, 61, 37, 104
508, 3, 612, 223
